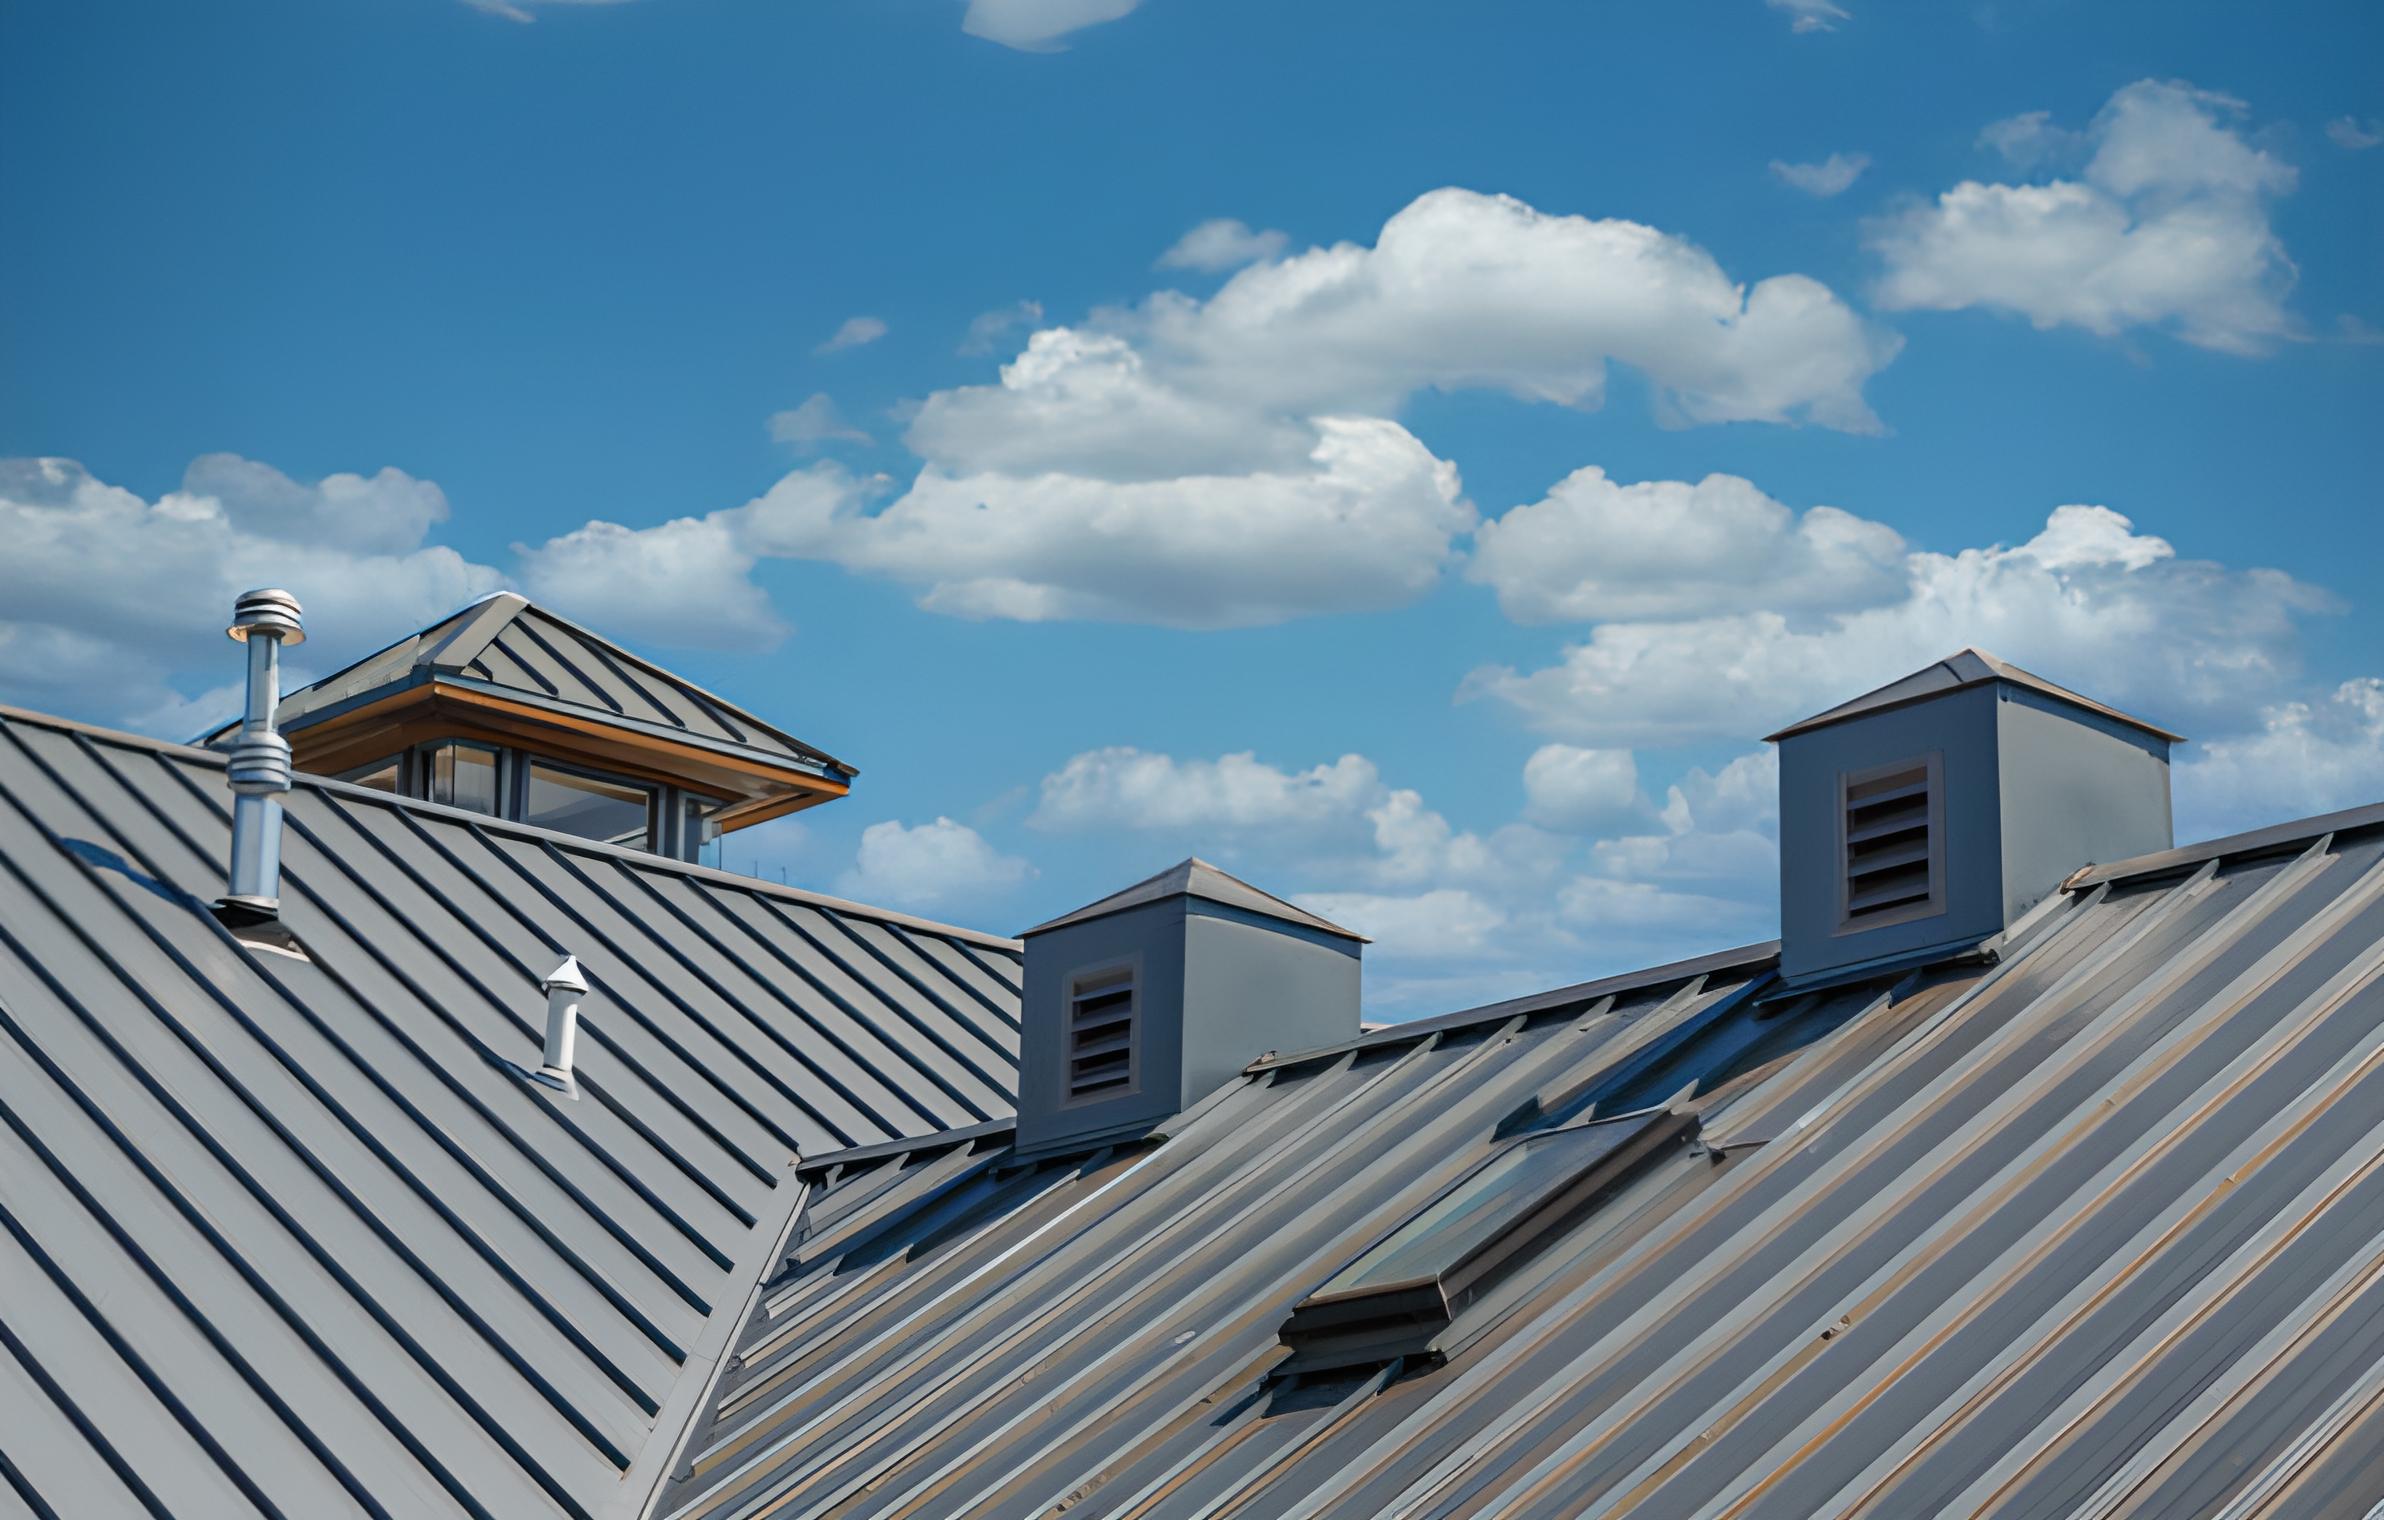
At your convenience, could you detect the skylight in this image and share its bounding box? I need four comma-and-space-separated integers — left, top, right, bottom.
1278, 1109, 1697, 1375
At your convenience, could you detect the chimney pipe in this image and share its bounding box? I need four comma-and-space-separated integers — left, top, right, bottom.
221, 589, 305, 917
529, 956, 588, 1095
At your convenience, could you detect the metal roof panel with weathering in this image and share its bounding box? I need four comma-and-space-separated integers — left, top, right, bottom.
0, 704, 1017, 1520
662, 811, 2384, 1520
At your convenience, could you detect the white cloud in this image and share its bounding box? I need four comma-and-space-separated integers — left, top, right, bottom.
1522, 745, 1646, 833
1469, 466, 1908, 624
961, 0, 1141, 51
835, 818, 1033, 909
0, 456, 504, 731
460, 0, 635, 21
1465, 503, 2333, 747
2328, 117, 2383, 151
1767, 0, 1849, 33
1156, 218, 1290, 272
744, 417, 1473, 628
2175, 680, 2384, 841
1977, 109, 2081, 169
960, 299, 1044, 355
1032, 748, 1382, 833
1771, 152, 1870, 196
1873, 80, 2300, 354
1294, 889, 1509, 959
515, 514, 787, 651
768, 394, 874, 450
815, 316, 888, 354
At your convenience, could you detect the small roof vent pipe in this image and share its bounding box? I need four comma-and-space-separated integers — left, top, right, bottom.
526, 956, 588, 1096
220, 589, 304, 919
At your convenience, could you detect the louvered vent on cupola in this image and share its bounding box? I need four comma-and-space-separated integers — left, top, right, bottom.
1065, 965, 1138, 1102
1839, 756, 1942, 930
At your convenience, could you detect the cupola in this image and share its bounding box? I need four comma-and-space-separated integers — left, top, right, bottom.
1768, 649, 2181, 985
201, 593, 853, 862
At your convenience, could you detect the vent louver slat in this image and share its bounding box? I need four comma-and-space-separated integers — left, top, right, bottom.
1066, 972, 1136, 1100
1843, 760, 1938, 927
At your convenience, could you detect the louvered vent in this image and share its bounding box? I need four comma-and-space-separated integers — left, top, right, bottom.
1065, 967, 1137, 1102
1841, 756, 1942, 929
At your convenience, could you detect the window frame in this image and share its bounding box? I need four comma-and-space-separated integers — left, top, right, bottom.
514, 753, 661, 850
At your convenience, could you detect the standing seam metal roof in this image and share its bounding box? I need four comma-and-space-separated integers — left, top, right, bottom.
199, 594, 853, 777
665, 807, 2384, 1520
0, 705, 1019, 1520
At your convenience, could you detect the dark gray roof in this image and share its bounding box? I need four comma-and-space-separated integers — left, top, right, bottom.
664, 806, 2384, 1520
0, 704, 1018, 1519
1024, 856, 1366, 941
200, 593, 854, 779
1765, 647, 2186, 744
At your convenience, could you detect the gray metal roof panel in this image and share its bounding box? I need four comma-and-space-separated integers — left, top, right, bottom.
1023, 856, 1366, 940
0, 704, 1019, 1520
666, 813, 2384, 1520
1765, 646, 2187, 743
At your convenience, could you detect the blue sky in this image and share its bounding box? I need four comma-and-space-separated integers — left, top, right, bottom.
3, 0, 2380, 1012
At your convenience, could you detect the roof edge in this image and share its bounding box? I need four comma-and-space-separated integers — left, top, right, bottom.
0, 702, 1020, 953
2067, 797, 2384, 890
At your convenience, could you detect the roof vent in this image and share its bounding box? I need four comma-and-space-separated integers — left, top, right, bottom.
1771, 650, 2178, 985
1015, 859, 1364, 1157
219, 589, 304, 918
1839, 756, 1942, 930
523, 956, 587, 1096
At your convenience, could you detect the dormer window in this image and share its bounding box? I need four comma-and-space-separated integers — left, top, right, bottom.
208, 593, 853, 866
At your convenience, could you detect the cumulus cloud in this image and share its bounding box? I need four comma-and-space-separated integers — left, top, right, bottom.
1872, 80, 2300, 354
1771, 152, 1870, 196
1465, 503, 2333, 747
1767, 0, 1849, 32
815, 316, 888, 354
1469, 467, 1908, 624
0, 456, 503, 732
1156, 218, 1290, 272
742, 418, 1472, 627
2328, 117, 2383, 151
1293, 889, 1509, 959
515, 514, 787, 651
961, 0, 1141, 50
1522, 745, 1647, 834
2175, 680, 2384, 840
768, 394, 874, 450
835, 817, 1033, 909
1032, 748, 1381, 833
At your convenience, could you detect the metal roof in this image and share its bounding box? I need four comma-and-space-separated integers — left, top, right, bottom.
1023, 857, 1366, 942
666, 806, 2384, 1520
1764, 647, 2187, 744
0, 704, 1018, 1519
199, 593, 855, 779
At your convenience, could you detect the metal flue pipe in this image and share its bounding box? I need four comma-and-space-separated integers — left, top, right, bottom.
221, 588, 304, 915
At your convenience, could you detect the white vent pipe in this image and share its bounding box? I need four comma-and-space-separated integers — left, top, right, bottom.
528, 956, 588, 1095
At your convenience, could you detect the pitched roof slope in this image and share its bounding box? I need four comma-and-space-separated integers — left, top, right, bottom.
1024, 856, 1366, 941
1765, 646, 2185, 743
0, 705, 1019, 1519
201, 593, 853, 778
666, 808, 2384, 1520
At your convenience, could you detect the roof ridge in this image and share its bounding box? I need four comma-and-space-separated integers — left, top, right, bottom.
0, 702, 1017, 952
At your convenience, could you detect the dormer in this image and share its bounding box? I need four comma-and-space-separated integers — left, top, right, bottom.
201, 593, 853, 861
1768, 649, 2180, 985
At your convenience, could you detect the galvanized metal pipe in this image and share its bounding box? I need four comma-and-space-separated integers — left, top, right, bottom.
222, 588, 303, 913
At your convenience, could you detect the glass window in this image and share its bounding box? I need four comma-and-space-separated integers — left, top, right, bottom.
425, 742, 502, 816
524, 761, 654, 846
338, 754, 405, 794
